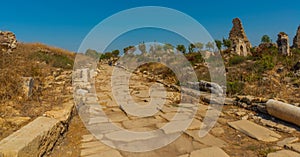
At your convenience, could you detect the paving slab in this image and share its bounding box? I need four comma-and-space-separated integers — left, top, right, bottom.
81, 134, 96, 143
190, 147, 230, 157
122, 118, 163, 129
267, 150, 300, 157
286, 143, 300, 153
277, 137, 298, 147
84, 149, 123, 157
228, 120, 281, 142
185, 130, 227, 148
105, 130, 159, 142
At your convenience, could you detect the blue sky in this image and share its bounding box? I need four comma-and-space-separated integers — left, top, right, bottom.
0, 0, 299, 52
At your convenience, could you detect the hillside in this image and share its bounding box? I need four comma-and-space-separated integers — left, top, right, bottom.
0, 42, 75, 140
135, 48, 300, 104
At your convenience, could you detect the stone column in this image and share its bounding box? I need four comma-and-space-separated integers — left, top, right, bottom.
266, 99, 300, 126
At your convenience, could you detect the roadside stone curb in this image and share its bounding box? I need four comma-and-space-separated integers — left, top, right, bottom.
0, 101, 75, 157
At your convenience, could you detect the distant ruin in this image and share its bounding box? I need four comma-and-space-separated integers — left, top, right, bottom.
229, 18, 252, 56
293, 26, 300, 49
0, 31, 17, 52
277, 32, 291, 56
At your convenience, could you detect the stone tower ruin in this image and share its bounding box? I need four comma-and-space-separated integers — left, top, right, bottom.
277, 32, 291, 56
293, 26, 300, 49
229, 18, 252, 56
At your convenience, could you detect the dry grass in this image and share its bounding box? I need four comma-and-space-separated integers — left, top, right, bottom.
136, 50, 300, 103
0, 42, 75, 140
22, 42, 75, 58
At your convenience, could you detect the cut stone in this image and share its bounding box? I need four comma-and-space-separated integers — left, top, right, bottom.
160, 112, 192, 122
266, 99, 300, 127
190, 147, 230, 157
188, 119, 202, 130
185, 130, 227, 148
88, 117, 109, 125
267, 150, 300, 157
160, 120, 192, 134
228, 120, 281, 142
211, 127, 225, 136
6, 117, 31, 126
45, 102, 74, 123
105, 130, 158, 142
286, 143, 300, 153
122, 118, 163, 129
277, 137, 298, 147
84, 149, 123, 157
0, 117, 62, 157
81, 134, 96, 142
81, 141, 108, 149
107, 112, 129, 122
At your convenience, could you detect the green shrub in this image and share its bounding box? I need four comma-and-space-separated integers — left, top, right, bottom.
254, 54, 275, 73
30, 51, 73, 69
229, 55, 247, 65
292, 48, 300, 54
99, 52, 114, 60
184, 52, 204, 65
227, 81, 244, 95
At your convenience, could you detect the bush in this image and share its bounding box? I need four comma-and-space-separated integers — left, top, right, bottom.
292, 48, 300, 55
30, 51, 73, 69
185, 52, 204, 65
227, 81, 244, 95
100, 52, 114, 60
254, 54, 275, 73
229, 55, 247, 65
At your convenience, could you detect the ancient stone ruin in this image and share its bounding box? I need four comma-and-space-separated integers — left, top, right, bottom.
293, 26, 300, 49
277, 32, 291, 56
0, 31, 17, 52
229, 18, 252, 56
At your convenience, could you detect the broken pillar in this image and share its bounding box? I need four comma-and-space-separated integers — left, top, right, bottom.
266, 99, 300, 126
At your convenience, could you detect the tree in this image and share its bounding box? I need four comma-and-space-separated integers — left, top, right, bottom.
188, 43, 196, 53
85, 49, 99, 58
215, 40, 222, 51
112, 49, 120, 57
205, 42, 215, 51
194, 42, 204, 52
154, 44, 163, 51
163, 43, 174, 51
176, 44, 186, 53
138, 42, 146, 54
123, 46, 136, 54
222, 38, 232, 49
261, 35, 271, 43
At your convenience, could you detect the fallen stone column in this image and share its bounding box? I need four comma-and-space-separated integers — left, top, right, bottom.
266, 99, 300, 126
187, 81, 223, 95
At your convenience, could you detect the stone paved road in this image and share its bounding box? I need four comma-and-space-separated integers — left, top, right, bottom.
49, 64, 300, 157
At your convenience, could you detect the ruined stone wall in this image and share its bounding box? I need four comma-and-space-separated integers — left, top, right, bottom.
293, 26, 300, 49
0, 31, 17, 52
229, 18, 252, 56
277, 32, 291, 56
